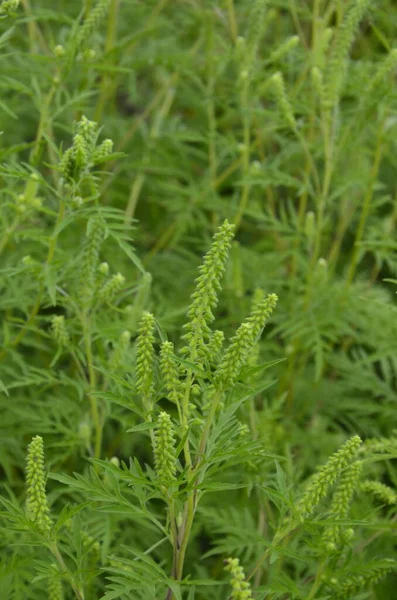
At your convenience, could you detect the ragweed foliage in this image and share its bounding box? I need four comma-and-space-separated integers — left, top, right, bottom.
1, 0, 397, 599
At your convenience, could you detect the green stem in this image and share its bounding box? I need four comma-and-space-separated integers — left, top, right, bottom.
124, 88, 175, 224
82, 313, 102, 459
226, 0, 238, 41
307, 560, 326, 600
49, 542, 85, 600
175, 492, 195, 580
85, 0, 92, 18
234, 77, 251, 231
310, 112, 334, 269
346, 121, 384, 285
247, 523, 295, 583
170, 390, 223, 593
0, 215, 20, 257
21, 0, 49, 53
197, 391, 220, 461
94, 0, 120, 122
0, 201, 65, 361
30, 81, 58, 165
205, 10, 217, 226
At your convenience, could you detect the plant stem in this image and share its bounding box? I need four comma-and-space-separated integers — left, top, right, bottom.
226, 0, 238, 41
175, 492, 195, 580
49, 542, 85, 600
82, 313, 102, 459
0, 215, 20, 257
85, 0, 92, 18
205, 9, 217, 226
94, 0, 120, 122
346, 120, 384, 285
21, 0, 49, 53
234, 73, 251, 231
124, 88, 175, 224
307, 559, 326, 600
30, 80, 58, 165
0, 201, 65, 361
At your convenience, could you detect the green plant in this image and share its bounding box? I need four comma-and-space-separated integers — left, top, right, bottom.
1, 0, 397, 598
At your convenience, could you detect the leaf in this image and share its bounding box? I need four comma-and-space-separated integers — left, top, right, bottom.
196, 481, 247, 492
0, 100, 17, 120
0, 378, 9, 396
126, 422, 156, 433
0, 25, 15, 48
240, 357, 286, 378
109, 233, 146, 275
43, 264, 57, 305
154, 318, 168, 343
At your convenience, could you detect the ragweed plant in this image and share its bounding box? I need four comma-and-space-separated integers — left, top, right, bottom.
1, 0, 397, 598
2, 221, 397, 600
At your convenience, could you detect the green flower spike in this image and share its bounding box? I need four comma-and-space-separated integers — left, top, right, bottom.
93, 139, 113, 163
271, 72, 296, 130
224, 557, 253, 600
109, 330, 131, 372
325, 0, 372, 110
25, 436, 52, 535
136, 312, 156, 408
206, 330, 225, 365
154, 411, 177, 487
322, 460, 363, 550
214, 293, 278, 390
74, 0, 111, 51
0, 0, 20, 15
80, 218, 105, 308
160, 341, 183, 414
298, 435, 362, 518
98, 272, 126, 304
329, 560, 397, 599
48, 569, 64, 600
51, 315, 69, 348
181, 219, 235, 360
60, 116, 98, 180
360, 480, 397, 505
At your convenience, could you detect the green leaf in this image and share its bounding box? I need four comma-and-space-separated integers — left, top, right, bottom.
0, 378, 9, 396
126, 422, 156, 433
43, 264, 57, 305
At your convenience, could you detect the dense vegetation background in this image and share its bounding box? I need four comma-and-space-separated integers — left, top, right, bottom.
1, 0, 397, 598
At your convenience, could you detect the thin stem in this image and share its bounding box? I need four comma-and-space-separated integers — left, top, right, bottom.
49, 542, 85, 600
94, 0, 172, 152
180, 370, 193, 470
234, 76, 251, 231
175, 492, 195, 580
197, 391, 220, 461
346, 121, 384, 285
94, 0, 120, 122
205, 10, 217, 226
0, 215, 20, 257
168, 337, 214, 591
311, 111, 334, 268
21, 0, 49, 53
30, 81, 58, 165
170, 390, 222, 590
82, 313, 102, 459
0, 201, 65, 361
226, 0, 238, 41
247, 525, 293, 583
85, 0, 92, 18
21, 0, 37, 51
307, 559, 326, 600
101, 73, 179, 197
124, 88, 175, 224
327, 199, 355, 272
